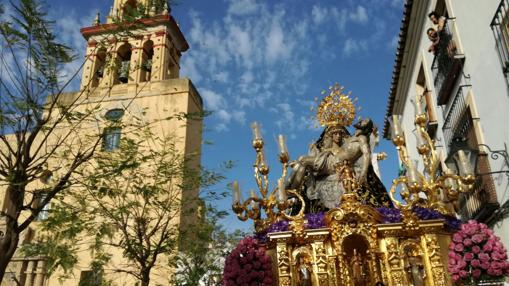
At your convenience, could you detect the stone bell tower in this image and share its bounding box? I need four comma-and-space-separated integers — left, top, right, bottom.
0, 1, 202, 286
63, 1, 202, 285
80, 0, 186, 91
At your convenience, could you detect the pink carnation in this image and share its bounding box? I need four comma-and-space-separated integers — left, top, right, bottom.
471, 259, 481, 268
464, 252, 474, 261
479, 253, 490, 262
472, 234, 485, 244
223, 237, 273, 286
448, 220, 509, 281
453, 233, 463, 243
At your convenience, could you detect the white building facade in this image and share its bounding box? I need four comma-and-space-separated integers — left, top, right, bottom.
384, 0, 509, 247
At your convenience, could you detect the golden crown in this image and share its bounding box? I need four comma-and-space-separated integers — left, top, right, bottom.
316, 83, 356, 127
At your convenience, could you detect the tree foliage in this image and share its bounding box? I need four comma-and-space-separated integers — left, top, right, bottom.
0, 0, 102, 281
173, 209, 246, 286
0, 0, 159, 281
24, 113, 230, 286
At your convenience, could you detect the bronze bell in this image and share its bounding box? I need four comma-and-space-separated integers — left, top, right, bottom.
118, 60, 130, 83
143, 59, 152, 72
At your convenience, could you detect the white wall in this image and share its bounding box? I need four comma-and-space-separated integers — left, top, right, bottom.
396, 0, 509, 246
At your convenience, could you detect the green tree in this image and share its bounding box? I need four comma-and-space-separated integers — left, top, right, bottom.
0, 0, 164, 281
24, 114, 223, 286
0, 0, 98, 280
173, 210, 246, 286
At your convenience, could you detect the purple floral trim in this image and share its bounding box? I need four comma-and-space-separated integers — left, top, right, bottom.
377, 207, 402, 223
267, 219, 289, 233
255, 212, 327, 242
377, 206, 462, 231
256, 207, 462, 242
305, 212, 326, 229
413, 206, 443, 220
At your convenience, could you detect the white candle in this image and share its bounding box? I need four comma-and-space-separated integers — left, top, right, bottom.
232, 181, 241, 204
277, 134, 288, 155
412, 96, 424, 116
454, 150, 473, 177
444, 169, 458, 190
251, 122, 262, 140
406, 159, 420, 188
414, 128, 427, 149
390, 115, 403, 139
249, 190, 258, 209
277, 179, 287, 203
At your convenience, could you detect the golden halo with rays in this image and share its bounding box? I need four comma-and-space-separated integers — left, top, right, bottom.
316, 83, 356, 127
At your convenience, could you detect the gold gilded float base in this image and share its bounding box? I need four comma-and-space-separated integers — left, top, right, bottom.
267, 194, 453, 286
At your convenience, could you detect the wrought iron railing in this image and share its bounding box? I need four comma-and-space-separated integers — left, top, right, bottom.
458, 176, 499, 223
491, 0, 509, 76
442, 85, 469, 148
431, 19, 465, 105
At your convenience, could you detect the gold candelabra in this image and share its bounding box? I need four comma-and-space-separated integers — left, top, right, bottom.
231, 122, 305, 233
388, 94, 475, 215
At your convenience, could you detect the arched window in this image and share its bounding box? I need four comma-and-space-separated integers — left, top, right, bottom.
92, 48, 107, 87
103, 108, 125, 151
167, 48, 179, 79
140, 40, 154, 82
116, 43, 132, 84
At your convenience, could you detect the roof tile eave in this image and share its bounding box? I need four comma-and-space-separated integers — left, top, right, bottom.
382, 0, 415, 139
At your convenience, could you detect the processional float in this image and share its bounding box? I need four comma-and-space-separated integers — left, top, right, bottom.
227, 84, 489, 286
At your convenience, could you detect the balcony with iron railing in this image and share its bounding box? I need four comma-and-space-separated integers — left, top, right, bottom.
431, 18, 466, 105
458, 172, 499, 223
441, 84, 470, 148
491, 0, 509, 77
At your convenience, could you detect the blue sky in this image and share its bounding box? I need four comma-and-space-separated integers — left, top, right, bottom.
37, 0, 404, 232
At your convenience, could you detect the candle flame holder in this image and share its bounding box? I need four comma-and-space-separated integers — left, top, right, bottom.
389, 95, 474, 215
231, 124, 305, 234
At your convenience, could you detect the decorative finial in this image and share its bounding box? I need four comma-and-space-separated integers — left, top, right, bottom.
149, 2, 157, 16
316, 83, 356, 128
163, 1, 169, 14
93, 12, 100, 26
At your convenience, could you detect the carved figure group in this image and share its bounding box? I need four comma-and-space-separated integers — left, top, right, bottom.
286, 118, 392, 210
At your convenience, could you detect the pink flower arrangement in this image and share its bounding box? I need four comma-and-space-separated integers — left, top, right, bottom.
223, 237, 274, 286
448, 220, 509, 282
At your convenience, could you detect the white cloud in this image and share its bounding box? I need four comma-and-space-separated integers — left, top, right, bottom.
331, 8, 348, 32
343, 38, 368, 56
202, 89, 226, 110
227, 0, 259, 16
389, 35, 399, 49
350, 5, 368, 24
232, 110, 246, 124
265, 21, 287, 63
213, 71, 229, 83
228, 25, 253, 68
216, 109, 232, 122
181, 1, 394, 132
391, 0, 404, 8
311, 5, 328, 25
181, 56, 202, 83
215, 122, 229, 132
